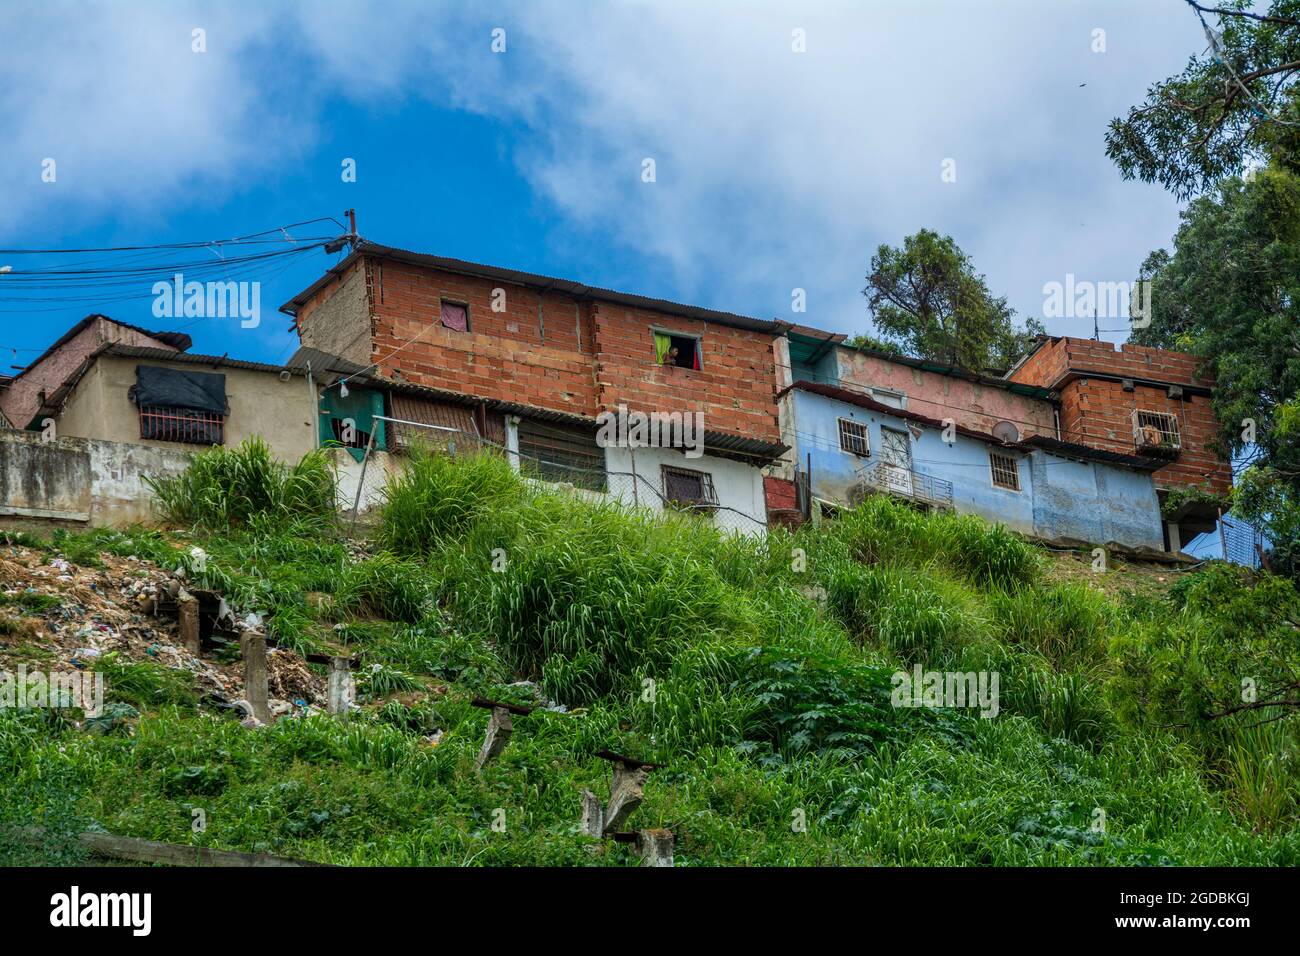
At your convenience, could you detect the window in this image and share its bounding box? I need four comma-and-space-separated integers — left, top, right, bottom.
329, 417, 374, 449
440, 300, 469, 332
653, 331, 701, 369
838, 418, 870, 457
516, 419, 607, 492
869, 387, 906, 409
1134, 409, 1181, 452
139, 406, 224, 445
662, 465, 719, 509
989, 451, 1020, 491
132, 365, 227, 446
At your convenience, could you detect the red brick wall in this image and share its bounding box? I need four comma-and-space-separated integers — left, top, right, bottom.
1011, 337, 1231, 495
1010, 336, 1213, 391
296, 256, 781, 442
591, 302, 780, 440
356, 260, 599, 416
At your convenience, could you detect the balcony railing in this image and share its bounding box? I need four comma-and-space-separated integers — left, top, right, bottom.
857, 461, 953, 509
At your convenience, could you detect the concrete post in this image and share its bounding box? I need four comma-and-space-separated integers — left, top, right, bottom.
326, 656, 354, 717
635, 828, 674, 867
579, 790, 604, 838
177, 590, 201, 656
475, 706, 513, 770
603, 762, 648, 834
240, 630, 271, 724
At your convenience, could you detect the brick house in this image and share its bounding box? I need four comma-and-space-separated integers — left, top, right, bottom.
770, 326, 1232, 554
1006, 335, 1231, 550
280, 243, 788, 533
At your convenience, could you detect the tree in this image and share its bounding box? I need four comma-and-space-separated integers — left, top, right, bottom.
860, 229, 1043, 373
1106, 1, 1300, 200
1135, 167, 1300, 574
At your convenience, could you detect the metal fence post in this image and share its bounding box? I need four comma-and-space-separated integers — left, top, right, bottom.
349, 429, 378, 536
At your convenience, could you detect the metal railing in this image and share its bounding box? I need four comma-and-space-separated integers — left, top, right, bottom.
856, 460, 953, 509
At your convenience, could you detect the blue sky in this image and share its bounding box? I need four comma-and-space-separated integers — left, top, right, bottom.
1, 0, 1207, 374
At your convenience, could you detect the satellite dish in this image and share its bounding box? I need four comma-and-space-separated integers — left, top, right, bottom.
992, 421, 1020, 443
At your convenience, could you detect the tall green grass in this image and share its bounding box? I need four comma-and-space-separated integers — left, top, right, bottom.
147, 437, 336, 530
17, 450, 1295, 863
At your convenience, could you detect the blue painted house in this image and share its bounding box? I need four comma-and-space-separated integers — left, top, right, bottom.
779, 380, 1165, 551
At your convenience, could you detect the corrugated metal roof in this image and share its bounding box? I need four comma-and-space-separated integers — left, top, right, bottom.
101, 343, 303, 375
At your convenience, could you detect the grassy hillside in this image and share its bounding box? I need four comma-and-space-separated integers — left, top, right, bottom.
2, 440, 1297, 866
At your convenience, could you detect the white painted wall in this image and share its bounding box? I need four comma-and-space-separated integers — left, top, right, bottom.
603, 444, 767, 535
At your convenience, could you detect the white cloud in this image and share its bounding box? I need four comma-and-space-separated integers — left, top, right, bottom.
0, 0, 1203, 340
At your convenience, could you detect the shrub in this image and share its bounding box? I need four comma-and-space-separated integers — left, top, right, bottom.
375, 449, 523, 554
147, 438, 336, 529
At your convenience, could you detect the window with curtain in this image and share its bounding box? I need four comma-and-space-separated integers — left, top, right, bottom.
653, 331, 701, 369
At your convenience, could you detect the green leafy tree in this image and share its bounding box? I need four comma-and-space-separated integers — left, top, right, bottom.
1134, 167, 1300, 574
1107, 1, 1300, 200
860, 229, 1043, 373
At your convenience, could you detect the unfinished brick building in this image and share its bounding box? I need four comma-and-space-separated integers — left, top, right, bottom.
280, 242, 787, 533
1007, 335, 1232, 550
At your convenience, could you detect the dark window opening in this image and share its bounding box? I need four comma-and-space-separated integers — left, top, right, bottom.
662, 465, 718, 509
441, 300, 469, 332
139, 406, 225, 445
330, 417, 373, 449
517, 419, 607, 492
654, 331, 701, 369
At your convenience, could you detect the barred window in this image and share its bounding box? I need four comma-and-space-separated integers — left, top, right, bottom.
838, 418, 870, 456
989, 451, 1020, 491
662, 465, 718, 508
1135, 409, 1181, 451
138, 406, 224, 445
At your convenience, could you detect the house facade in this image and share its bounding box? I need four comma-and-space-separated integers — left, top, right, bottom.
782, 379, 1165, 551
280, 243, 787, 533
0, 323, 319, 527
771, 327, 1231, 554
1007, 335, 1232, 550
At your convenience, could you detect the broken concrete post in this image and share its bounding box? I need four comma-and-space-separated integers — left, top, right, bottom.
475, 706, 513, 770
177, 589, 201, 656
635, 828, 674, 867
602, 762, 649, 834
326, 656, 354, 717
580, 789, 604, 838
240, 630, 270, 724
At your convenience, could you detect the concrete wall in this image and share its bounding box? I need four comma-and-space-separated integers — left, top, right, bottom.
1028, 450, 1164, 550
835, 348, 1057, 440
0, 431, 92, 521
294, 260, 374, 367
55, 354, 318, 462
603, 443, 768, 535
0, 429, 191, 527
0, 318, 180, 431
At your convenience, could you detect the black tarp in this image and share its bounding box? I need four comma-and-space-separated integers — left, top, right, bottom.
132, 366, 228, 445
132, 365, 227, 413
